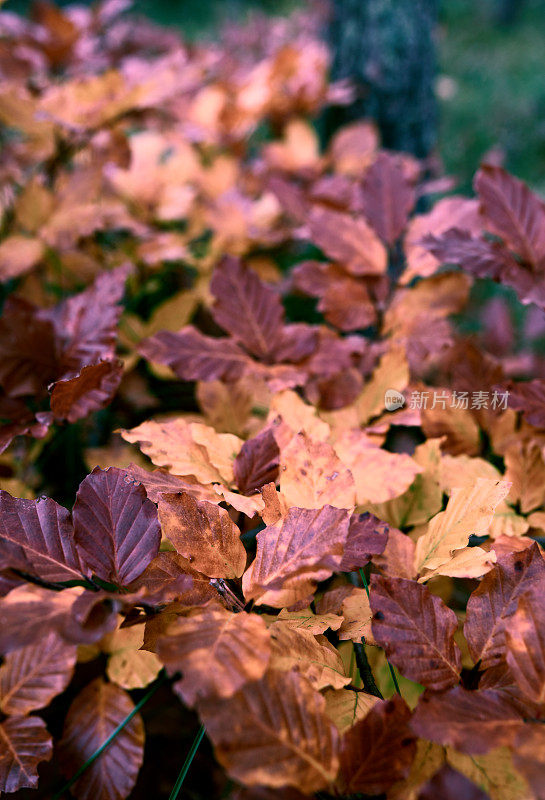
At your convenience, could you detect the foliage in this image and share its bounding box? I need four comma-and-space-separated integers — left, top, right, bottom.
2, 2, 545, 799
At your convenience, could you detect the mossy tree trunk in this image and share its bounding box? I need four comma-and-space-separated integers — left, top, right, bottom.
325, 0, 439, 160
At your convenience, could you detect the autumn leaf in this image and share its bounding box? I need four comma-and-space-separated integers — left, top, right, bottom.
464, 544, 545, 671
197, 669, 339, 793
414, 478, 511, 578
371, 575, 461, 690
269, 622, 350, 690
158, 606, 270, 705
411, 687, 524, 754
158, 491, 247, 578
336, 696, 416, 796
73, 467, 161, 586
0, 716, 52, 793
58, 679, 144, 800
0, 491, 83, 582
242, 505, 350, 605
359, 151, 415, 245
278, 431, 356, 510
0, 632, 76, 715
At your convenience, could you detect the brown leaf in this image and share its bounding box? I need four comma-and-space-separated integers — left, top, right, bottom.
305, 206, 387, 276
0, 297, 58, 398
197, 669, 339, 793
0, 585, 119, 653
0, 491, 83, 582
234, 427, 280, 495
269, 622, 349, 690
50, 359, 123, 423
242, 505, 350, 605
128, 551, 194, 606
159, 492, 246, 579
123, 463, 220, 505
512, 724, 545, 799
340, 511, 389, 572
506, 587, 545, 702
139, 327, 252, 382
374, 526, 416, 579
464, 544, 545, 671
411, 687, 524, 754
0, 716, 52, 793
158, 606, 270, 705
73, 467, 161, 586
504, 439, 545, 513
0, 631, 76, 715
210, 257, 284, 359
359, 152, 415, 245
336, 695, 416, 795
370, 575, 461, 690
475, 164, 545, 269
59, 678, 144, 800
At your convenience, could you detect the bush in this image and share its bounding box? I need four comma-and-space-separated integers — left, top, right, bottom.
0, 2, 545, 799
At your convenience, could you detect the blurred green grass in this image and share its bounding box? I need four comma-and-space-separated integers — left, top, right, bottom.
439, 0, 545, 193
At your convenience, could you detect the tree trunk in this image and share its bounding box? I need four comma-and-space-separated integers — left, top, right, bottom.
325, 0, 439, 160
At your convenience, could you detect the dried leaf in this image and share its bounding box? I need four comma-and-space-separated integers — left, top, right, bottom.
0, 632, 76, 715
371, 575, 461, 690
59, 679, 144, 800
73, 467, 161, 586
158, 492, 246, 579
197, 669, 339, 793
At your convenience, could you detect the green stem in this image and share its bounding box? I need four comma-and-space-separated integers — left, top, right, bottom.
168, 724, 206, 800
358, 568, 402, 697
52, 673, 167, 799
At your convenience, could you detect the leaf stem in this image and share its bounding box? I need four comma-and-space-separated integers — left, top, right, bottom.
168, 723, 206, 800
52, 672, 168, 799
358, 568, 402, 696
353, 642, 383, 699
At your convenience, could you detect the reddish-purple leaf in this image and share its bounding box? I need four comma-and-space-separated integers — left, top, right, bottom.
475, 164, 545, 269
370, 575, 461, 690
359, 152, 415, 245
464, 544, 545, 670
58, 678, 144, 800
411, 687, 524, 753
504, 379, 545, 427
0, 631, 77, 715
337, 695, 416, 796
50, 358, 123, 423
0, 715, 52, 793
50, 264, 130, 374
139, 327, 251, 381
210, 257, 284, 359
234, 428, 280, 495
73, 467, 161, 586
242, 506, 350, 604
0, 491, 83, 582
340, 512, 389, 572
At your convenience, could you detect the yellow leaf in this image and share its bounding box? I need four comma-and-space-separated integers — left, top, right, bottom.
415, 478, 511, 577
